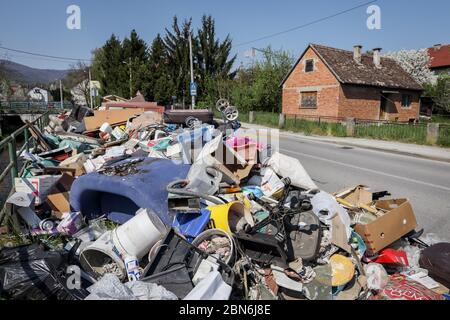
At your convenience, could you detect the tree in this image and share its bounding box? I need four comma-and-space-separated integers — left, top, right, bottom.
92, 34, 127, 98
122, 29, 150, 98
163, 16, 194, 105
195, 15, 237, 106
231, 47, 294, 113
147, 34, 175, 105
425, 74, 450, 113
63, 62, 92, 107
385, 49, 436, 86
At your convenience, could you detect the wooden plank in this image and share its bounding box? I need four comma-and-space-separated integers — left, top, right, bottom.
25, 121, 52, 151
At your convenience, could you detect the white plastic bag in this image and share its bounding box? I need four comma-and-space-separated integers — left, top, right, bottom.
267, 152, 318, 191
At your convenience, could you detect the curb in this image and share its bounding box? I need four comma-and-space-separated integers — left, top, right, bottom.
238, 122, 450, 164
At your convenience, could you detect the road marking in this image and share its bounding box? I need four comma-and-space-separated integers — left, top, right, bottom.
280, 148, 450, 192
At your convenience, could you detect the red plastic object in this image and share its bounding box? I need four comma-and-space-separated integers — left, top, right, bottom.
368, 248, 409, 266
226, 137, 261, 162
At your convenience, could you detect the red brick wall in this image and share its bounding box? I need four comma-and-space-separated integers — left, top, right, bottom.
282, 47, 340, 118
338, 85, 420, 121
385, 91, 420, 122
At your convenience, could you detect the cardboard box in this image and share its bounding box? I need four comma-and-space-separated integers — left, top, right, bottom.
84, 109, 145, 131
46, 174, 75, 218
334, 185, 372, 206
126, 112, 163, 132
354, 198, 418, 255
15, 175, 61, 206
59, 153, 87, 176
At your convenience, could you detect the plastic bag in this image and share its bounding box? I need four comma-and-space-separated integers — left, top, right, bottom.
85, 273, 178, 300
364, 263, 389, 290
0, 244, 89, 300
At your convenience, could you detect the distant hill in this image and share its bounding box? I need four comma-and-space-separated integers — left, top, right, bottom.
0, 59, 69, 85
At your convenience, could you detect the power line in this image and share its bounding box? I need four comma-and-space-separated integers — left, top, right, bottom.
0, 46, 92, 62
1, 52, 80, 64
235, 0, 379, 47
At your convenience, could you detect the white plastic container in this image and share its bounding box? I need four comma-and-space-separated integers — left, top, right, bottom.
79, 231, 127, 280
100, 122, 113, 134
112, 209, 168, 260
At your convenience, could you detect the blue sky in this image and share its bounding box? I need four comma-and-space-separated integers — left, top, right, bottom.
0, 0, 448, 70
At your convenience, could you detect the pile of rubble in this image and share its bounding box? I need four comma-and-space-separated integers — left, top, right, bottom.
0, 101, 449, 301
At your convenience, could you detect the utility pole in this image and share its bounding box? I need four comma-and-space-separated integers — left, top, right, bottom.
88, 68, 93, 108
188, 32, 195, 110
129, 57, 132, 98
59, 80, 63, 109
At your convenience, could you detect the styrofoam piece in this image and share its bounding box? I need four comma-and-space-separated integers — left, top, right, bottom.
6, 192, 35, 207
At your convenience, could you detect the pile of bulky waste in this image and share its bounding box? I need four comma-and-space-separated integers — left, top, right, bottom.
0, 100, 449, 301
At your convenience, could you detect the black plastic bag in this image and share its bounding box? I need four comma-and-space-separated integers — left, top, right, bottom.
0, 244, 89, 300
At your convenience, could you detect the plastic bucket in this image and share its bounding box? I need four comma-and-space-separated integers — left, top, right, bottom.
192, 229, 235, 265
112, 209, 168, 259
79, 231, 126, 280
226, 137, 258, 163
208, 201, 247, 234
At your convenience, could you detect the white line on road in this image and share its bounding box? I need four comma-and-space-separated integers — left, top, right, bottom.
281, 148, 450, 192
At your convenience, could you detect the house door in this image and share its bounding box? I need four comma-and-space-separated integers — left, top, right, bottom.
380, 95, 388, 120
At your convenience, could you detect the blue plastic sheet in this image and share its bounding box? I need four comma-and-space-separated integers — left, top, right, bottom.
70, 157, 190, 225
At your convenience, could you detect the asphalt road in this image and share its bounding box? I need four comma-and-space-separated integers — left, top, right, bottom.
277, 134, 450, 239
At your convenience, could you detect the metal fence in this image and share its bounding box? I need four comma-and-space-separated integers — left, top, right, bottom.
354, 120, 428, 144
249, 112, 438, 145
0, 112, 50, 223
0, 101, 74, 112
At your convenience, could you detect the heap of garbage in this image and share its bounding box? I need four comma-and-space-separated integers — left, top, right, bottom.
0, 100, 449, 301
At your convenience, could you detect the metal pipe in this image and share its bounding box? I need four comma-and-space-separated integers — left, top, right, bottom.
7, 140, 18, 179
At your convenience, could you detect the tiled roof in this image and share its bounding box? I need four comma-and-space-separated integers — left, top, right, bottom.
282, 44, 423, 91
428, 45, 450, 69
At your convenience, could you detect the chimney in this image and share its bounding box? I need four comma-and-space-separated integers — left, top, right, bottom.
433, 44, 442, 50
353, 45, 362, 64
373, 48, 382, 68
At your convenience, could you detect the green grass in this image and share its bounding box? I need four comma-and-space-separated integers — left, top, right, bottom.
431, 115, 450, 124
251, 112, 279, 128
355, 123, 427, 145
241, 112, 347, 137
234, 111, 450, 148
438, 125, 450, 147
285, 118, 347, 137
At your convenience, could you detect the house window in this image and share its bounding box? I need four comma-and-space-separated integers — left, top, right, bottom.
402, 94, 412, 108
305, 59, 314, 73
301, 91, 317, 108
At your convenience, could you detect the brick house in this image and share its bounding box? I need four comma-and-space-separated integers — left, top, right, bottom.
428, 44, 450, 75
281, 44, 423, 122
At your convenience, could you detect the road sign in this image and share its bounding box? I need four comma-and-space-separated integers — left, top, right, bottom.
190, 82, 197, 97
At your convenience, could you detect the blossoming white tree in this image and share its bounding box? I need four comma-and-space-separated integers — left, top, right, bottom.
385, 49, 436, 86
